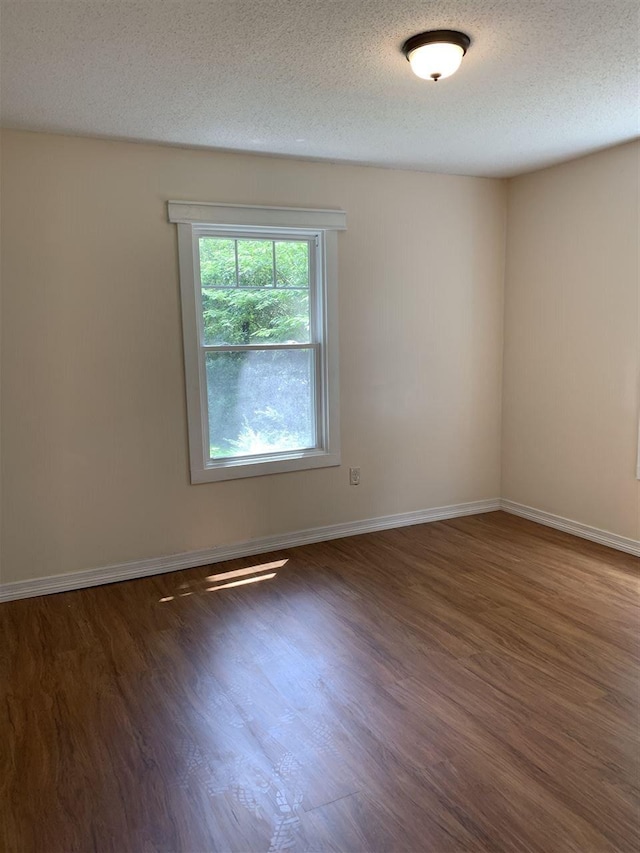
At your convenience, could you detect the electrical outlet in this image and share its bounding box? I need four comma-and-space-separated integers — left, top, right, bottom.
349, 467, 361, 486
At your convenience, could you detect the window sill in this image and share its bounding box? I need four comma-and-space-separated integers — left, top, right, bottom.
191, 451, 341, 483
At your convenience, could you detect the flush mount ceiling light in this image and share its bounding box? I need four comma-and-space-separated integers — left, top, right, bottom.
402, 29, 471, 82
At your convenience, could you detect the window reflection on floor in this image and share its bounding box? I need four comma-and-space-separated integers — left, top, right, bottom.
159, 559, 288, 602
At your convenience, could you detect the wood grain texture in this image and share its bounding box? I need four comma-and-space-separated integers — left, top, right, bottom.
1, 511, 638, 852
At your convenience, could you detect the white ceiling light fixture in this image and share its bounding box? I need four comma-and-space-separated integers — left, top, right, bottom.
402, 29, 471, 82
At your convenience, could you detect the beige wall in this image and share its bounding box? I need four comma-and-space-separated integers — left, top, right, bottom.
0, 131, 506, 583
502, 141, 640, 540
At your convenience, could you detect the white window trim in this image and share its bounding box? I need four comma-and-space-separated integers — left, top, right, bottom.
168, 201, 347, 231
170, 202, 344, 483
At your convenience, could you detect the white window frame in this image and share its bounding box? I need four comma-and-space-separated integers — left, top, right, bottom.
169, 202, 345, 483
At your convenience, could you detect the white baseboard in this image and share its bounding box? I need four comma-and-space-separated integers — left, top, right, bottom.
3, 497, 636, 603
500, 499, 640, 558
0, 498, 500, 603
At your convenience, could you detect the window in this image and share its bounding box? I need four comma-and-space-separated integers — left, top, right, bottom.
169, 202, 345, 482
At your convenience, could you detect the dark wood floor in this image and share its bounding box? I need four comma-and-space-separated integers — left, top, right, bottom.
1, 511, 639, 853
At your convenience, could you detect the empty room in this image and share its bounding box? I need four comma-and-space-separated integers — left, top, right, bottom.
1, 1, 638, 851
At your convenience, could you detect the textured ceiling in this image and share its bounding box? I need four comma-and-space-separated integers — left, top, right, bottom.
1, 0, 638, 177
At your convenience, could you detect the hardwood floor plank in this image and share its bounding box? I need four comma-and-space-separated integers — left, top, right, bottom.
457, 559, 639, 657
473, 603, 639, 702
463, 649, 606, 707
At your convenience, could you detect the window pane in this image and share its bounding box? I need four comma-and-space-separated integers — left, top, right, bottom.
237, 239, 274, 287
206, 349, 315, 459
202, 289, 310, 345
275, 241, 309, 288
199, 238, 236, 287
